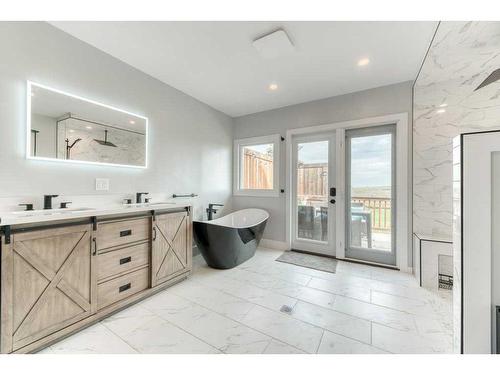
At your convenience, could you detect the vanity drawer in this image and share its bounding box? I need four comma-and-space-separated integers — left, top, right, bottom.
97, 267, 149, 309
97, 217, 150, 250
97, 242, 150, 281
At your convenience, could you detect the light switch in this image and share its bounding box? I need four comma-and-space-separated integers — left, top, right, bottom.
95, 178, 110, 191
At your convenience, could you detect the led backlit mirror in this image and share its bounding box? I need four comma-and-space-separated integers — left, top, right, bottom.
28, 81, 148, 168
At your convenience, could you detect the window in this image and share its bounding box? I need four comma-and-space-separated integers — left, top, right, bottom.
233, 134, 281, 197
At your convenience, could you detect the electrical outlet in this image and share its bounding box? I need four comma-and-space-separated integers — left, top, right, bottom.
95, 178, 110, 191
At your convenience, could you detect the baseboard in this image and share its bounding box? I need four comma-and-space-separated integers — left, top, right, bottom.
260, 239, 290, 251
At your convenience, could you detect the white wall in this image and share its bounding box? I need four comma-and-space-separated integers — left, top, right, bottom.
233, 81, 413, 243
0, 22, 233, 219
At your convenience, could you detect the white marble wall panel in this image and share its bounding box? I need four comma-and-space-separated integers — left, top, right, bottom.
413, 21, 500, 238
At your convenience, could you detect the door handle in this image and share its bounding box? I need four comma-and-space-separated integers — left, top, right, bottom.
330, 199, 336, 204
330, 187, 336, 197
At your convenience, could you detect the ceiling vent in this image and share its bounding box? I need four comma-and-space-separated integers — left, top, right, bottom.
474, 68, 500, 91
252, 29, 295, 59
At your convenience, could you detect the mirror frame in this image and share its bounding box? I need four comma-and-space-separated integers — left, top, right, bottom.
26, 81, 148, 169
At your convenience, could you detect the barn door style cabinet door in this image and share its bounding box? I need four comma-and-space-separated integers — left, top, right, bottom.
151, 210, 192, 287
1, 224, 94, 353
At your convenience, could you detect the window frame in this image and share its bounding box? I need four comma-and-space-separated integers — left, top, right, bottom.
233, 134, 281, 197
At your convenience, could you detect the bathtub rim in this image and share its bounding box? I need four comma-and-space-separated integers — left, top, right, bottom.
194, 208, 269, 229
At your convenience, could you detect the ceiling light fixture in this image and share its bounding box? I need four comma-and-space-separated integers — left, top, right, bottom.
439, 103, 448, 108
129, 120, 135, 124
436, 109, 446, 114
86, 126, 92, 130
357, 58, 370, 67
269, 83, 278, 91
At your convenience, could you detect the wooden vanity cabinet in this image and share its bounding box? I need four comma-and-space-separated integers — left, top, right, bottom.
0, 207, 192, 354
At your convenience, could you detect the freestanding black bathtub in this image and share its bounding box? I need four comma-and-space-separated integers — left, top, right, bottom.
193, 208, 269, 269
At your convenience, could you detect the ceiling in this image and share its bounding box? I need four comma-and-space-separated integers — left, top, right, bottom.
51, 21, 438, 117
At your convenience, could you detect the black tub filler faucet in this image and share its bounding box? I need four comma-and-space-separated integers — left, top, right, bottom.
206, 203, 224, 221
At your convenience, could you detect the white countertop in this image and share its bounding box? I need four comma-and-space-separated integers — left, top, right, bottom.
0, 202, 191, 226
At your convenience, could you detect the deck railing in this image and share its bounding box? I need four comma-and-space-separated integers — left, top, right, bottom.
352, 197, 391, 231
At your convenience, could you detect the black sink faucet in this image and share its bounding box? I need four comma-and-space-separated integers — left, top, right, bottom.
43, 195, 59, 210
136, 192, 149, 204
206, 203, 224, 221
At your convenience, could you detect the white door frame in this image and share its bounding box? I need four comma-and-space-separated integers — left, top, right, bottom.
285, 112, 410, 272
291, 132, 336, 256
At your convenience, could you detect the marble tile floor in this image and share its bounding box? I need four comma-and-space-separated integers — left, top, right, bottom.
39, 247, 453, 354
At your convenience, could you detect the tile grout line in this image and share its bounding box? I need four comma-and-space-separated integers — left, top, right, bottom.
99, 321, 142, 354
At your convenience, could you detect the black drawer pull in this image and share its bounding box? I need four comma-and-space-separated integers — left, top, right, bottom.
119, 283, 131, 293
119, 256, 132, 265
120, 229, 132, 237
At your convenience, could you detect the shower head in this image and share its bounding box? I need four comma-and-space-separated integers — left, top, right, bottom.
94, 129, 117, 147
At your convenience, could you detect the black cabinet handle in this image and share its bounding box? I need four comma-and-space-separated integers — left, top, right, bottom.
153, 227, 157, 241
120, 229, 132, 237
119, 256, 132, 265
92, 237, 97, 256
119, 283, 131, 293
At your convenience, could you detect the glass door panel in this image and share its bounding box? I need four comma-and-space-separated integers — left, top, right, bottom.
345, 125, 396, 265
292, 133, 336, 256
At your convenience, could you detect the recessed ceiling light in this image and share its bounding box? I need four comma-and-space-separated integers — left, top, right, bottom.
86, 126, 92, 130
357, 58, 370, 67
439, 103, 448, 108
436, 109, 446, 114
69, 129, 75, 133
129, 120, 136, 125
269, 83, 278, 91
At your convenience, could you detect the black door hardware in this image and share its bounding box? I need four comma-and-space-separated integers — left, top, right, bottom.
330, 199, 336, 204
119, 283, 131, 293
330, 187, 336, 197
123, 198, 132, 204
60, 202, 72, 209
18, 203, 33, 211
120, 229, 132, 237
120, 256, 132, 265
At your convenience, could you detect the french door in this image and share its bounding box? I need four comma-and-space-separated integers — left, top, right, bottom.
291, 132, 336, 256
344, 125, 396, 265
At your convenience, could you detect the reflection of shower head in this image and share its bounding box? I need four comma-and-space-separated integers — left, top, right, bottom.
94, 129, 117, 147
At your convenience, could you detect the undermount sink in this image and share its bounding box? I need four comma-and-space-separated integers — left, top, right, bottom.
124, 202, 175, 207
11, 207, 95, 216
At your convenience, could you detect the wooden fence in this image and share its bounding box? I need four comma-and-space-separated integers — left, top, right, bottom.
242, 149, 273, 189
